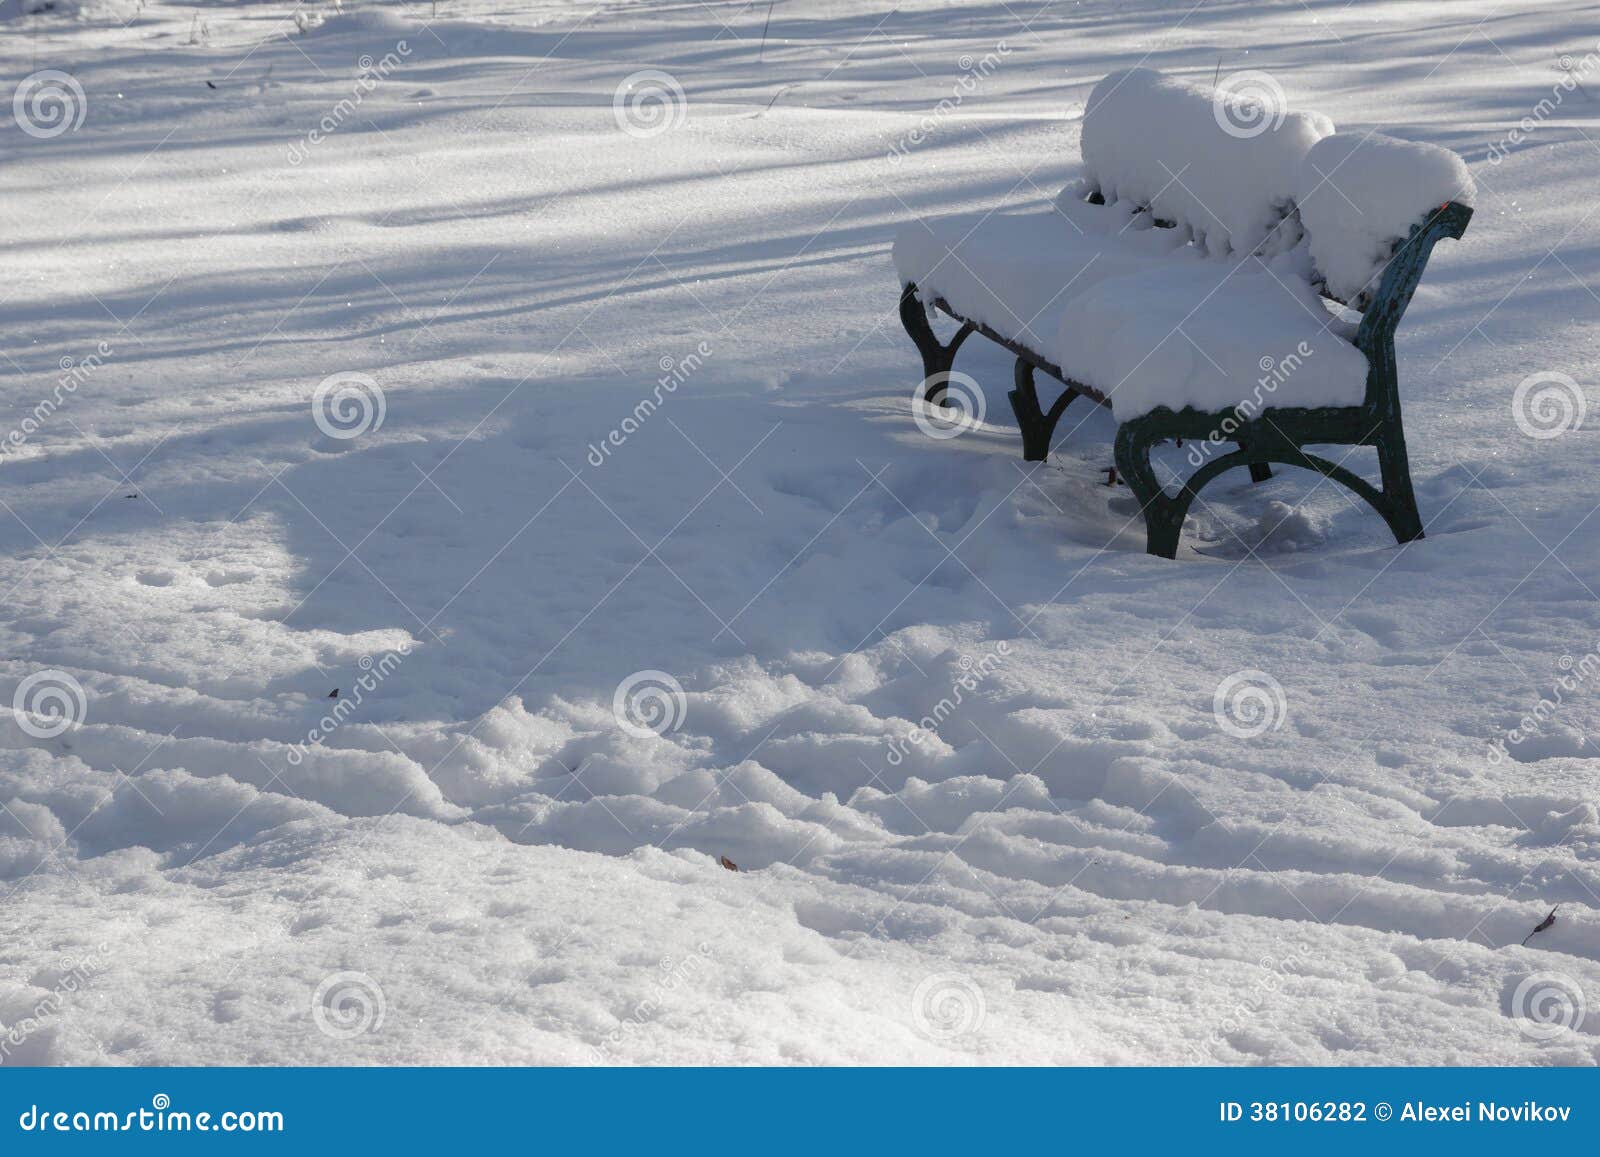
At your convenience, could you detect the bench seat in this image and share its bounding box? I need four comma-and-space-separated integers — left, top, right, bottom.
897, 207, 1371, 420
1053, 259, 1370, 420
892, 200, 1180, 354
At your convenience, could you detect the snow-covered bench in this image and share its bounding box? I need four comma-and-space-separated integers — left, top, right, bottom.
894, 68, 1475, 557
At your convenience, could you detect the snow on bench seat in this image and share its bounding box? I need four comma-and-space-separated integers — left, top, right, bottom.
894, 197, 1369, 423
891, 197, 1188, 353
1051, 258, 1371, 421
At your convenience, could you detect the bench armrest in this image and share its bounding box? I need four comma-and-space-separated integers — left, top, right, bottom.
1355, 201, 1473, 356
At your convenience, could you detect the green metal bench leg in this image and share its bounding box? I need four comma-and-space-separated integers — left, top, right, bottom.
1116, 415, 1423, 559
1375, 422, 1424, 544
899, 282, 975, 406
1009, 358, 1077, 462
1113, 422, 1185, 558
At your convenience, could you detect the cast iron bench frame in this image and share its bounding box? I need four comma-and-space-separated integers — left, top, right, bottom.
898, 197, 1473, 558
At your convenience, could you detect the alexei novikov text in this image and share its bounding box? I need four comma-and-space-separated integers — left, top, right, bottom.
1399, 1102, 1571, 1123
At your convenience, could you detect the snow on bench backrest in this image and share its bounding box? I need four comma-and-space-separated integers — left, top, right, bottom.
1081, 68, 1334, 259
1296, 132, 1476, 307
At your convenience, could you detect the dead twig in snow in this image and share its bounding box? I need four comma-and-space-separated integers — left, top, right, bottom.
1521, 906, 1558, 947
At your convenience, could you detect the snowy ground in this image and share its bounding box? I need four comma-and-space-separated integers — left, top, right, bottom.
2, 0, 1599, 1065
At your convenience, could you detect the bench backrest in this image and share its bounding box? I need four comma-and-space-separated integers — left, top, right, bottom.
1080, 71, 1474, 390
1081, 67, 1333, 259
